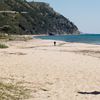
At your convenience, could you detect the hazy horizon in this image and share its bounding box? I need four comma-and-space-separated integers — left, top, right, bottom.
27, 0, 100, 34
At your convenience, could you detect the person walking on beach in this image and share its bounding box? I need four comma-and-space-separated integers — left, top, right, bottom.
54, 41, 56, 46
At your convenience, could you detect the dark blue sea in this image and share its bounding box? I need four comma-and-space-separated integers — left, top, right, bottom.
35, 34, 100, 45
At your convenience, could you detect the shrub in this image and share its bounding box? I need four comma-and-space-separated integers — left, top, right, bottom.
0, 43, 8, 48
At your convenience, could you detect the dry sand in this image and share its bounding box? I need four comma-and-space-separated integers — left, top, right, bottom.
0, 38, 100, 100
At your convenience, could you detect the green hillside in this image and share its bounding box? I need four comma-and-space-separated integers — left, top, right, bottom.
0, 0, 80, 35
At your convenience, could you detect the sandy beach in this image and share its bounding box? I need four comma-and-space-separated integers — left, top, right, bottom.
0, 38, 100, 100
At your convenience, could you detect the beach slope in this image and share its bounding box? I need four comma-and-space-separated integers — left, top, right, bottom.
0, 39, 100, 99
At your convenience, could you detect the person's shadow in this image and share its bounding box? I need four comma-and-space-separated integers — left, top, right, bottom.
78, 91, 100, 95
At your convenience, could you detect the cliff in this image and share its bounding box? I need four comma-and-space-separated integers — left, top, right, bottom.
0, 0, 80, 35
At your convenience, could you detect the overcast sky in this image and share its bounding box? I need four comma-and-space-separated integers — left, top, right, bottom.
27, 0, 100, 34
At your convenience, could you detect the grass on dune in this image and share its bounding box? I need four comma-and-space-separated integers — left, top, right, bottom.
0, 33, 33, 41
0, 81, 32, 100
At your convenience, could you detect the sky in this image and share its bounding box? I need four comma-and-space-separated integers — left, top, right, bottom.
27, 0, 100, 33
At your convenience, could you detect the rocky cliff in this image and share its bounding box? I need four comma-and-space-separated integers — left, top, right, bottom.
0, 0, 80, 35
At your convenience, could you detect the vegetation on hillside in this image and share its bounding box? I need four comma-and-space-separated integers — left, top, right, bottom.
0, 0, 80, 35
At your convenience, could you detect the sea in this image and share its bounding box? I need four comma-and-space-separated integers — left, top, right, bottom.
35, 34, 100, 45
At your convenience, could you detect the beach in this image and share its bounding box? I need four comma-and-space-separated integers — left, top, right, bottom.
0, 38, 100, 100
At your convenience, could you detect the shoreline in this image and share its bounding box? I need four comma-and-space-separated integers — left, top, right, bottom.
33, 34, 100, 46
